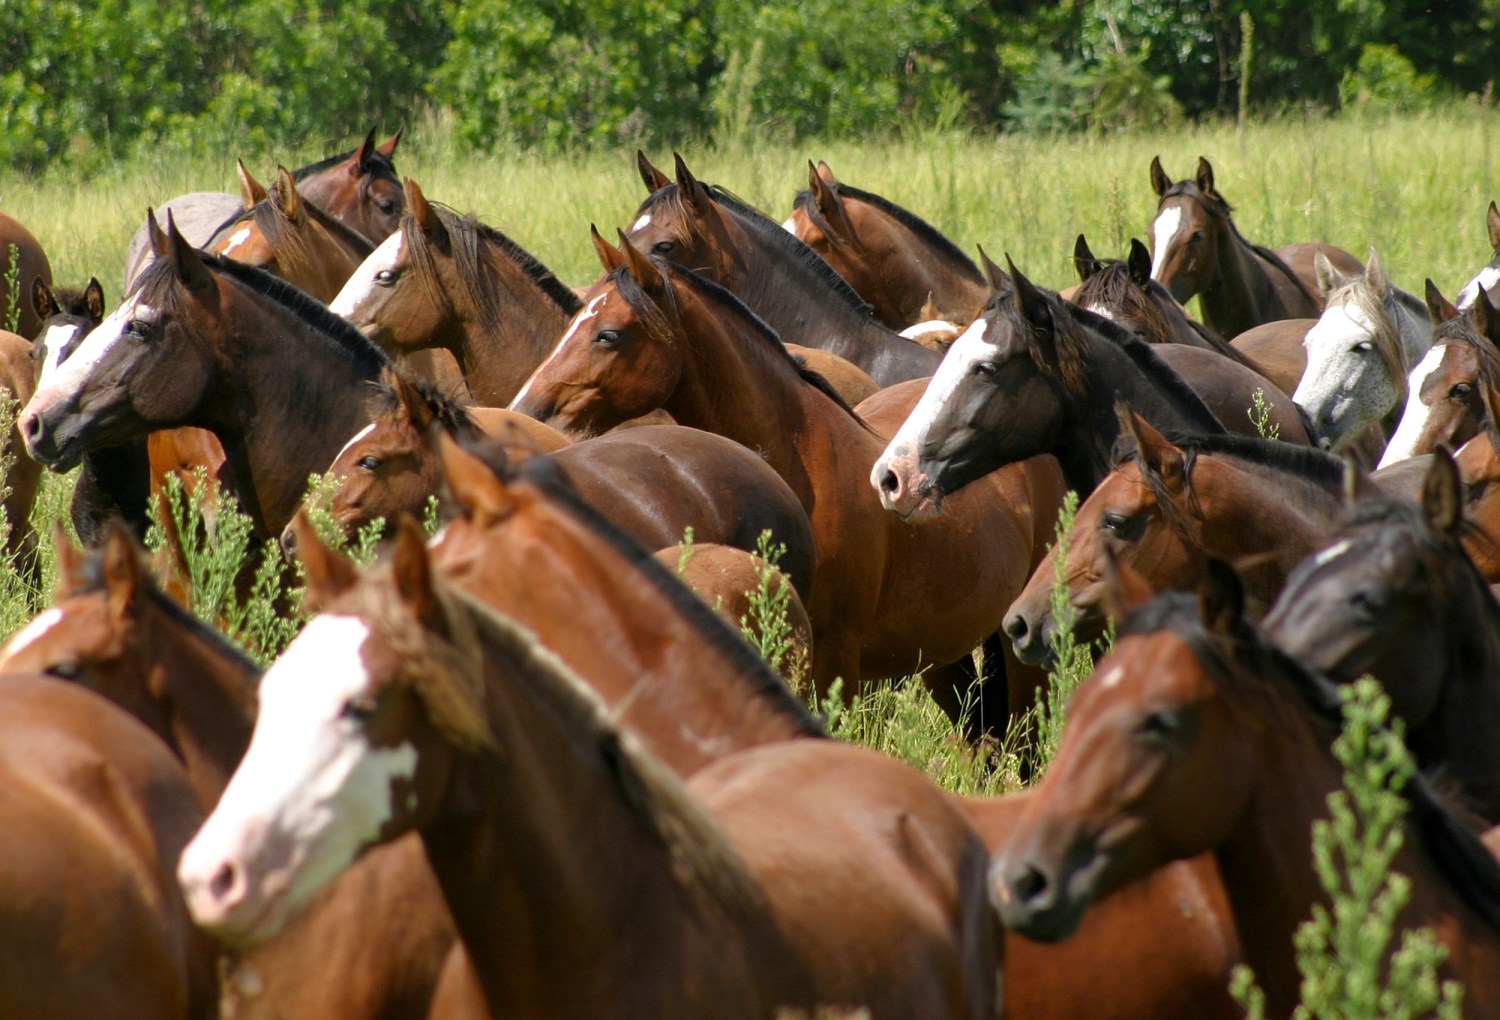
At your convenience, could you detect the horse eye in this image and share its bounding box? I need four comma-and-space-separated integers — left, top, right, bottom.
1451, 382, 1474, 398
374, 269, 397, 286
126, 319, 152, 338
1101, 511, 1145, 540
1350, 590, 1383, 613
376, 198, 397, 214
357, 455, 383, 471
1353, 341, 1374, 353
971, 360, 998, 378
651, 241, 675, 256
1137, 708, 1179, 742
26, 344, 42, 363
341, 695, 379, 722
47, 662, 82, 680
595, 330, 622, 349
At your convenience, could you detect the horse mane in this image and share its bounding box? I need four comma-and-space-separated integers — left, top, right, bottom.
1320, 273, 1409, 401
134, 253, 391, 374
1074, 261, 1179, 346
1121, 591, 1500, 938
638, 183, 874, 317
366, 366, 478, 437
792, 182, 984, 281
291, 143, 397, 183
613, 261, 874, 431
220, 195, 375, 284
1161, 181, 1321, 307
462, 436, 826, 739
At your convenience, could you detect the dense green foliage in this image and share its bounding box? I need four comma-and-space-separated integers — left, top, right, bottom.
3, 0, 1496, 170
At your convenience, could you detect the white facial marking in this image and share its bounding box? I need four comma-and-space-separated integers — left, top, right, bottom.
510, 293, 609, 408
1086, 303, 1118, 322
330, 230, 405, 319
1098, 665, 1124, 689
0, 607, 64, 662
900, 319, 958, 340
1457, 265, 1500, 311
38, 322, 80, 379
334, 423, 378, 466
180, 615, 418, 933
1149, 207, 1183, 280
1310, 538, 1354, 570
220, 226, 253, 258
1378, 343, 1450, 468
631, 213, 653, 232
31, 298, 156, 412
781, 215, 800, 235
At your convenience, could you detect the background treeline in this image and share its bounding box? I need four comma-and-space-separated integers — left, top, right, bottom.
2, 0, 1496, 172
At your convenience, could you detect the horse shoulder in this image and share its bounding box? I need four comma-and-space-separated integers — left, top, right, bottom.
1158, 343, 1313, 445
469, 406, 572, 454
784, 344, 880, 406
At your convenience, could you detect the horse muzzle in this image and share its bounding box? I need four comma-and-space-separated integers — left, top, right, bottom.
19, 401, 88, 472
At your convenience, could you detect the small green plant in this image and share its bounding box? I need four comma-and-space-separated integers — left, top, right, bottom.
738, 529, 801, 680
3, 244, 19, 333
1230, 676, 1463, 1020
1249, 388, 1281, 442
676, 525, 696, 577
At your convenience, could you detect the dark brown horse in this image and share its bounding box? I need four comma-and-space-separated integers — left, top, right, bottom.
624, 155, 941, 387
0, 528, 462, 1020
992, 565, 1500, 1019
181, 520, 998, 1020
512, 231, 1062, 732
784, 160, 991, 328
332, 178, 583, 406
1148, 156, 1362, 337
1265, 450, 1500, 822
1004, 407, 1347, 664
0, 209, 52, 339
22, 213, 392, 539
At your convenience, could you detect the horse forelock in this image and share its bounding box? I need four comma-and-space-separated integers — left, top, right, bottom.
365, 366, 477, 438
1319, 274, 1408, 400
1073, 261, 1177, 346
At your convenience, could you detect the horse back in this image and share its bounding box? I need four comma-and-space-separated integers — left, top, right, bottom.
0, 211, 52, 340
122, 192, 244, 293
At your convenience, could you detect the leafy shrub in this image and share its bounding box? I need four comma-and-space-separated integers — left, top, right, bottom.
1339, 44, 1443, 115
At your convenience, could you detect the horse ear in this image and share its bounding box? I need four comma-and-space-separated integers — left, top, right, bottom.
1198, 558, 1245, 636
1313, 251, 1347, 297
1487, 200, 1500, 251
146, 208, 170, 258
84, 278, 105, 322
287, 510, 360, 610
405, 178, 447, 248
165, 212, 214, 291
1422, 445, 1463, 537
1100, 542, 1155, 623
636, 150, 670, 193
673, 152, 711, 212
616, 229, 667, 296
30, 275, 58, 323
1364, 248, 1389, 297
273, 165, 303, 222
976, 245, 1009, 293
1149, 155, 1172, 198
391, 369, 435, 433
352, 126, 378, 175
1341, 452, 1377, 507
390, 514, 444, 632
590, 223, 627, 274
52, 521, 85, 588
1425, 279, 1460, 325
1472, 288, 1500, 347
1005, 254, 1053, 337
236, 159, 267, 208
808, 160, 853, 241
1072, 234, 1100, 282
1127, 238, 1152, 288
813, 160, 838, 187
376, 125, 403, 159
435, 429, 516, 523
1118, 400, 1185, 491
1194, 157, 1216, 197
101, 526, 142, 619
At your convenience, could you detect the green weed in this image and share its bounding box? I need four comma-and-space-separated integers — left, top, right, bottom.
1250, 388, 1282, 441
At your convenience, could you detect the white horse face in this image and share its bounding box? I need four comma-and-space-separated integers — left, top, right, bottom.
1293, 295, 1399, 451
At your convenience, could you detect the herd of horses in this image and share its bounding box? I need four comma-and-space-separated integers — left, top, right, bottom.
1, 128, 1500, 1018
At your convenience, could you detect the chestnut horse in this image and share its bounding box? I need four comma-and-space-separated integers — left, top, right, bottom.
22, 214, 391, 539
0, 328, 41, 579
0, 209, 52, 339
1148, 155, 1362, 338
624, 155, 941, 387
332, 178, 583, 406
1004, 407, 1348, 664
1457, 200, 1500, 311
1380, 283, 1500, 468
1265, 450, 1500, 823
0, 529, 462, 1020
512, 232, 1060, 732
992, 565, 1500, 1019
785, 160, 991, 328
181, 521, 998, 1020
1455, 428, 1500, 580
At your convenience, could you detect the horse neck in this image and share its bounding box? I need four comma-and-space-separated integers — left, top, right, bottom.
136, 595, 257, 810
204, 288, 384, 535
442, 250, 574, 406
420, 645, 787, 1018
434, 499, 815, 774
1391, 286, 1434, 367
1198, 225, 1301, 336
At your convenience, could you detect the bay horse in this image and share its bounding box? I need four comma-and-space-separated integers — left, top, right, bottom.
1457, 200, 1500, 312
992, 564, 1500, 1019
1379, 282, 1500, 468
511, 231, 1060, 733
0, 208, 52, 339
0, 528, 462, 1020
1265, 449, 1500, 822
1004, 406, 1347, 664
1292, 249, 1431, 451
1455, 428, 1500, 581
784, 160, 991, 328
624, 154, 941, 387
22, 213, 392, 539
180, 519, 998, 1020
1148, 155, 1362, 337
332, 178, 583, 406
0, 328, 41, 580
122, 126, 404, 291
0, 672, 215, 1018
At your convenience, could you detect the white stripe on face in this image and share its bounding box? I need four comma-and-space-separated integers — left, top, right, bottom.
330, 230, 405, 319
871, 316, 995, 487
179, 615, 418, 930
631, 213, 652, 232
510, 293, 609, 408
900, 319, 958, 340
1085, 303, 1118, 322
220, 226, 253, 258
37, 322, 81, 380
1378, 343, 1450, 468
0, 607, 63, 664
334, 423, 378, 466
781, 215, 800, 235
1149, 206, 1183, 280
31, 298, 154, 412
1457, 264, 1500, 311
1309, 538, 1354, 570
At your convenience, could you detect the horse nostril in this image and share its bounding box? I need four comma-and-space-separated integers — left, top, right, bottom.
1012, 861, 1052, 907
20, 412, 40, 441
1004, 612, 1030, 645
279, 528, 297, 557
878, 469, 901, 497
209, 861, 242, 906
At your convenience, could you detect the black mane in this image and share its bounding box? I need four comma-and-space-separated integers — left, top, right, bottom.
793, 181, 983, 281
